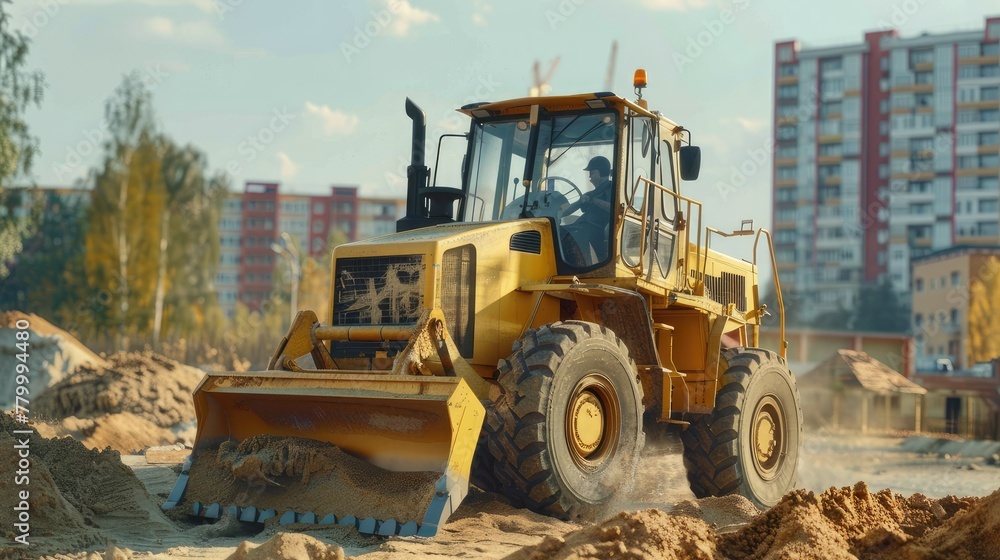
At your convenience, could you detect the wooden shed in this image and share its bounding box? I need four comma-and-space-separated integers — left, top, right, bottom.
799, 349, 927, 432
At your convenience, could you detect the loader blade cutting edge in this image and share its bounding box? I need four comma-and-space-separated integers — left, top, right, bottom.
162, 371, 485, 537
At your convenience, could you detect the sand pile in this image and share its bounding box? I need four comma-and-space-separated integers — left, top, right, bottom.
504, 508, 719, 560
184, 435, 441, 523
505, 482, 987, 560
226, 532, 345, 560
33, 350, 203, 429
894, 488, 1000, 560
671, 495, 761, 531
0, 412, 175, 558
0, 311, 109, 410
33, 411, 179, 455
718, 482, 978, 559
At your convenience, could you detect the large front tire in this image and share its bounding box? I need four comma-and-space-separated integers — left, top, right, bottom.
681, 348, 802, 509
481, 321, 645, 519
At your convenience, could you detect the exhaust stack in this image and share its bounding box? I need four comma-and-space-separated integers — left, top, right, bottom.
397, 98, 431, 233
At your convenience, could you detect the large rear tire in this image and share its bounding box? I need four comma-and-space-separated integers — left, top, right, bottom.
481, 321, 645, 519
681, 348, 802, 509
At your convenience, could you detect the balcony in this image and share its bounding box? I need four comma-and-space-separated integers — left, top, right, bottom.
956, 167, 1000, 177
892, 83, 935, 94
957, 54, 1000, 65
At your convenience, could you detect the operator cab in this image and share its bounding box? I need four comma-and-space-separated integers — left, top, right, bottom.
397, 70, 701, 276
462, 110, 618, 269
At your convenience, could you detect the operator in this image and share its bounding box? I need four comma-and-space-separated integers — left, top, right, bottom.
579, 155, 613, 227
560, 155, 614, 265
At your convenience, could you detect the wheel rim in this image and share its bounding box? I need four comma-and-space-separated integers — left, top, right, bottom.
751, 394, 785, 481
565, 374, 621, 470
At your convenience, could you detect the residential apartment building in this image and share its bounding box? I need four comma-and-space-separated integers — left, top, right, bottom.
773, 17, 1000, 321
910, 245, 1000, 370
218, 181, 405, 318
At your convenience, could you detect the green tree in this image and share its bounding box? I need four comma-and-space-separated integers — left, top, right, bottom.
852, 281, 910, 333
153, 139, 228, 344
85, 74, 161, 342
967, 257, 1000, 364
0, 190, 87, 317
0, 0, 45, 279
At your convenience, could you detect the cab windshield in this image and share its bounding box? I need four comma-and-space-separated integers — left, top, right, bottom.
463, 111, 618, 269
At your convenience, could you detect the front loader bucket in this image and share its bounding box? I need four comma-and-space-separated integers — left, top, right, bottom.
162, 370, 485, 537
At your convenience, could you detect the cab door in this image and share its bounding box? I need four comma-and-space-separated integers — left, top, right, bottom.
620, 114, 679, 288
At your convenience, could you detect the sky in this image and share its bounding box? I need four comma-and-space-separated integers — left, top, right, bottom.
6, 0, 999, 240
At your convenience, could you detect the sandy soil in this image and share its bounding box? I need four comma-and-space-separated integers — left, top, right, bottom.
5, 423, 998, 560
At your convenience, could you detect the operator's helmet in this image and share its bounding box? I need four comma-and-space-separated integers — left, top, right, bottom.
584, 156, 612, 177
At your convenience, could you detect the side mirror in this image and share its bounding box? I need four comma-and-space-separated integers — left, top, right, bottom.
679, 145, 701, 181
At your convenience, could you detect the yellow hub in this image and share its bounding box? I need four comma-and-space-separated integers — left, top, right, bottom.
754, 411, 776, 462
570, 392, 605, 457
750, 395, 784, 480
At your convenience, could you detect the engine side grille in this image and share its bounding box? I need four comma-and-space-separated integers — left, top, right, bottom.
333, 255, 424, 325
702, 272, 748, 312
441, 245, 476, 358
510, 231, 542, 254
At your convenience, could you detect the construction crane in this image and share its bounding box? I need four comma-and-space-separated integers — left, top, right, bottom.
529, 56, 560, 97
605, 40, 618, 91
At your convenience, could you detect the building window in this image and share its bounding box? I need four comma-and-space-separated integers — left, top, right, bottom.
776, 167, 797, 180
914, 278, 924, 292
777, 45, 794, 63
951, 272, 960, 287
777, 84, 798, 99
778, 63, 797, 76
821, 78, 844, 96
909, 48, 934, 66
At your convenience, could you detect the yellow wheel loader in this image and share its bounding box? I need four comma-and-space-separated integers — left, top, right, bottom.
164, 71, 802, 537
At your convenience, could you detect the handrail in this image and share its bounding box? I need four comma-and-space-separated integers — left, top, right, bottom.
628, 176, 704, 292
753, 228, 786, 360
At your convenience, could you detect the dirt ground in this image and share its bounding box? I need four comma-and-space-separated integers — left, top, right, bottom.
2, 326, 997, 560
5, 417, 999, 560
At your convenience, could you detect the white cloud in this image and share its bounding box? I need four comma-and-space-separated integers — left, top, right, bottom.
472, 0, 492, 27
638, 0, 709, 11
735, 117, 767, 133
140, 17, 227, 48
383, 0, 440, 37
304, 102, 359, 136
278, 152, 298, 179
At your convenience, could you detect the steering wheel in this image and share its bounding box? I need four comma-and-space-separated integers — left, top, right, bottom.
501, 176, 580, 220
537, 175, 583, 201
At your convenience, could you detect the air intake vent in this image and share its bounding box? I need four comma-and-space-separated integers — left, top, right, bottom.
510, 231, 542, 254
703, 272, 747, 312
442, 245, 476, 358
333, 255, 424, 325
